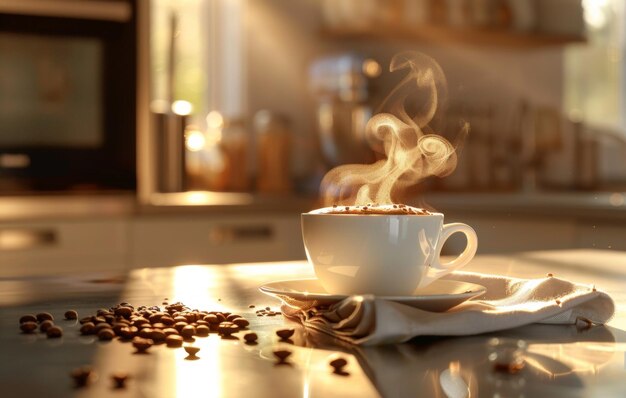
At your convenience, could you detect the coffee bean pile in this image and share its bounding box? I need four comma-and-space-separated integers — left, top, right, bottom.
71, 301, 254, 349
18, 301, 255, 350
18, 312, 64, 338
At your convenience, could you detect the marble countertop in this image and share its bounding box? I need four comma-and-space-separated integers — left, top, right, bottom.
1, 249, 625, 397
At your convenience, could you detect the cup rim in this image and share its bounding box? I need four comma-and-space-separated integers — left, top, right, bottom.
301, 211, 443, 217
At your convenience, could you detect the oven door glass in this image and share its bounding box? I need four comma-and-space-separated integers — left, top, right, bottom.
0, 33, 103, 147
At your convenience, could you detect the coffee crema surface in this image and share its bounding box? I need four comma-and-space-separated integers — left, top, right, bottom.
310, 204, 433, 215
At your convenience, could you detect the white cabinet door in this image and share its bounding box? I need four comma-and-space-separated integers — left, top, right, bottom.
0, 219, 129, 277
442, 214, 578, 254
130, 214, 305, 268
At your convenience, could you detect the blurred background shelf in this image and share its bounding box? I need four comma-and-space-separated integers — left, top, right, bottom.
321, 26, 586, 48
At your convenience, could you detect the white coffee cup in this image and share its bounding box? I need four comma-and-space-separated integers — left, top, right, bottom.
301, 210, 478, 296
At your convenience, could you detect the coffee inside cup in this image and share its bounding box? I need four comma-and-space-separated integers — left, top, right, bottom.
311, 204, 432, 216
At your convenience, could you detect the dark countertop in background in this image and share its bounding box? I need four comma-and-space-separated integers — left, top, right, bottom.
0, 191, 625, 222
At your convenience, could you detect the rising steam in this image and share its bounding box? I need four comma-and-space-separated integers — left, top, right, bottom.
321, 51, 469, 206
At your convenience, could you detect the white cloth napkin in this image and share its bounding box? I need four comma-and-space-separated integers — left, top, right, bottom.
281, 271, 615, 346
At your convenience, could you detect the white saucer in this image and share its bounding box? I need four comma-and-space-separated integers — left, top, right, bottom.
259, 279, 486, 312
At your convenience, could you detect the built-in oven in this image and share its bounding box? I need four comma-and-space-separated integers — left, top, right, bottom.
0, 0, 137, 193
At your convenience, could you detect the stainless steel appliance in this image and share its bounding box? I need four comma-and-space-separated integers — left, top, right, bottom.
309, 54, 381, 166
0, 0, 137, 192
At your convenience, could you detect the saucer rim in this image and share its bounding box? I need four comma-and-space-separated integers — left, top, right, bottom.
259, 278, 487, 301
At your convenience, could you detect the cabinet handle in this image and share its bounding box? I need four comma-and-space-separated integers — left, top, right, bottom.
0, 229, 57, 250
209, 225, 273, 244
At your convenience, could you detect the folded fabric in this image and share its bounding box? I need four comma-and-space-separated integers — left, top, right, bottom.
281, 271, 615, 346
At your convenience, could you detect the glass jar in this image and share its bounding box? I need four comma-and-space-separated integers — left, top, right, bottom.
254, 111, 293, 194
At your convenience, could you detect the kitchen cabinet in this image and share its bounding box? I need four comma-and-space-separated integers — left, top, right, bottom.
443, 214, 626, 254
1, 193, 626, 278
130, 213, 304, 268
0, 219, 129, 278
0, 212, 304, 278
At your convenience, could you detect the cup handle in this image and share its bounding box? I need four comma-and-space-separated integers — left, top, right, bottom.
420, 223, 478, 288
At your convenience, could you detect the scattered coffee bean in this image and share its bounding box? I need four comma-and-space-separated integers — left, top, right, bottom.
217, 322, 239, 336
243, 332, 258, 344
80, 322, 96, 335
180, 325, 196, 339
118, 326, 137, 340
184, 346, 200, 357
226, 314, 240, 322
273, 349, 292, 364
133, 317, 150, 328
114, 307, 132, 319
98, 328, 115, 341
79, 316, 93, 325
163, 328, 179, 336
265, 307, 271, 311
19, 314, 37, 324
547, 273, 554, 277
132, 337, 153, 353
249, 305, 255, 308
174, 322, 188, 333
64, 310, 78, 320
111, 372, 129, 389
555, 299, 561, 305
166, 334, 183, 348
149, 312, 165, 324
39, 320, 54, 333
149, 329, 166, 343
233, 318, 249, 329
70, 367, 93, 388
112, 323, 129, 334
196, 325, 210, 337
47, 326, 63, 338
329, 356, 348, 373
36, 312, 53, 323
95, 323, 113, 334
97, 309, 111, 317
276, 328, 295, 340
20, 321, 38, 334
